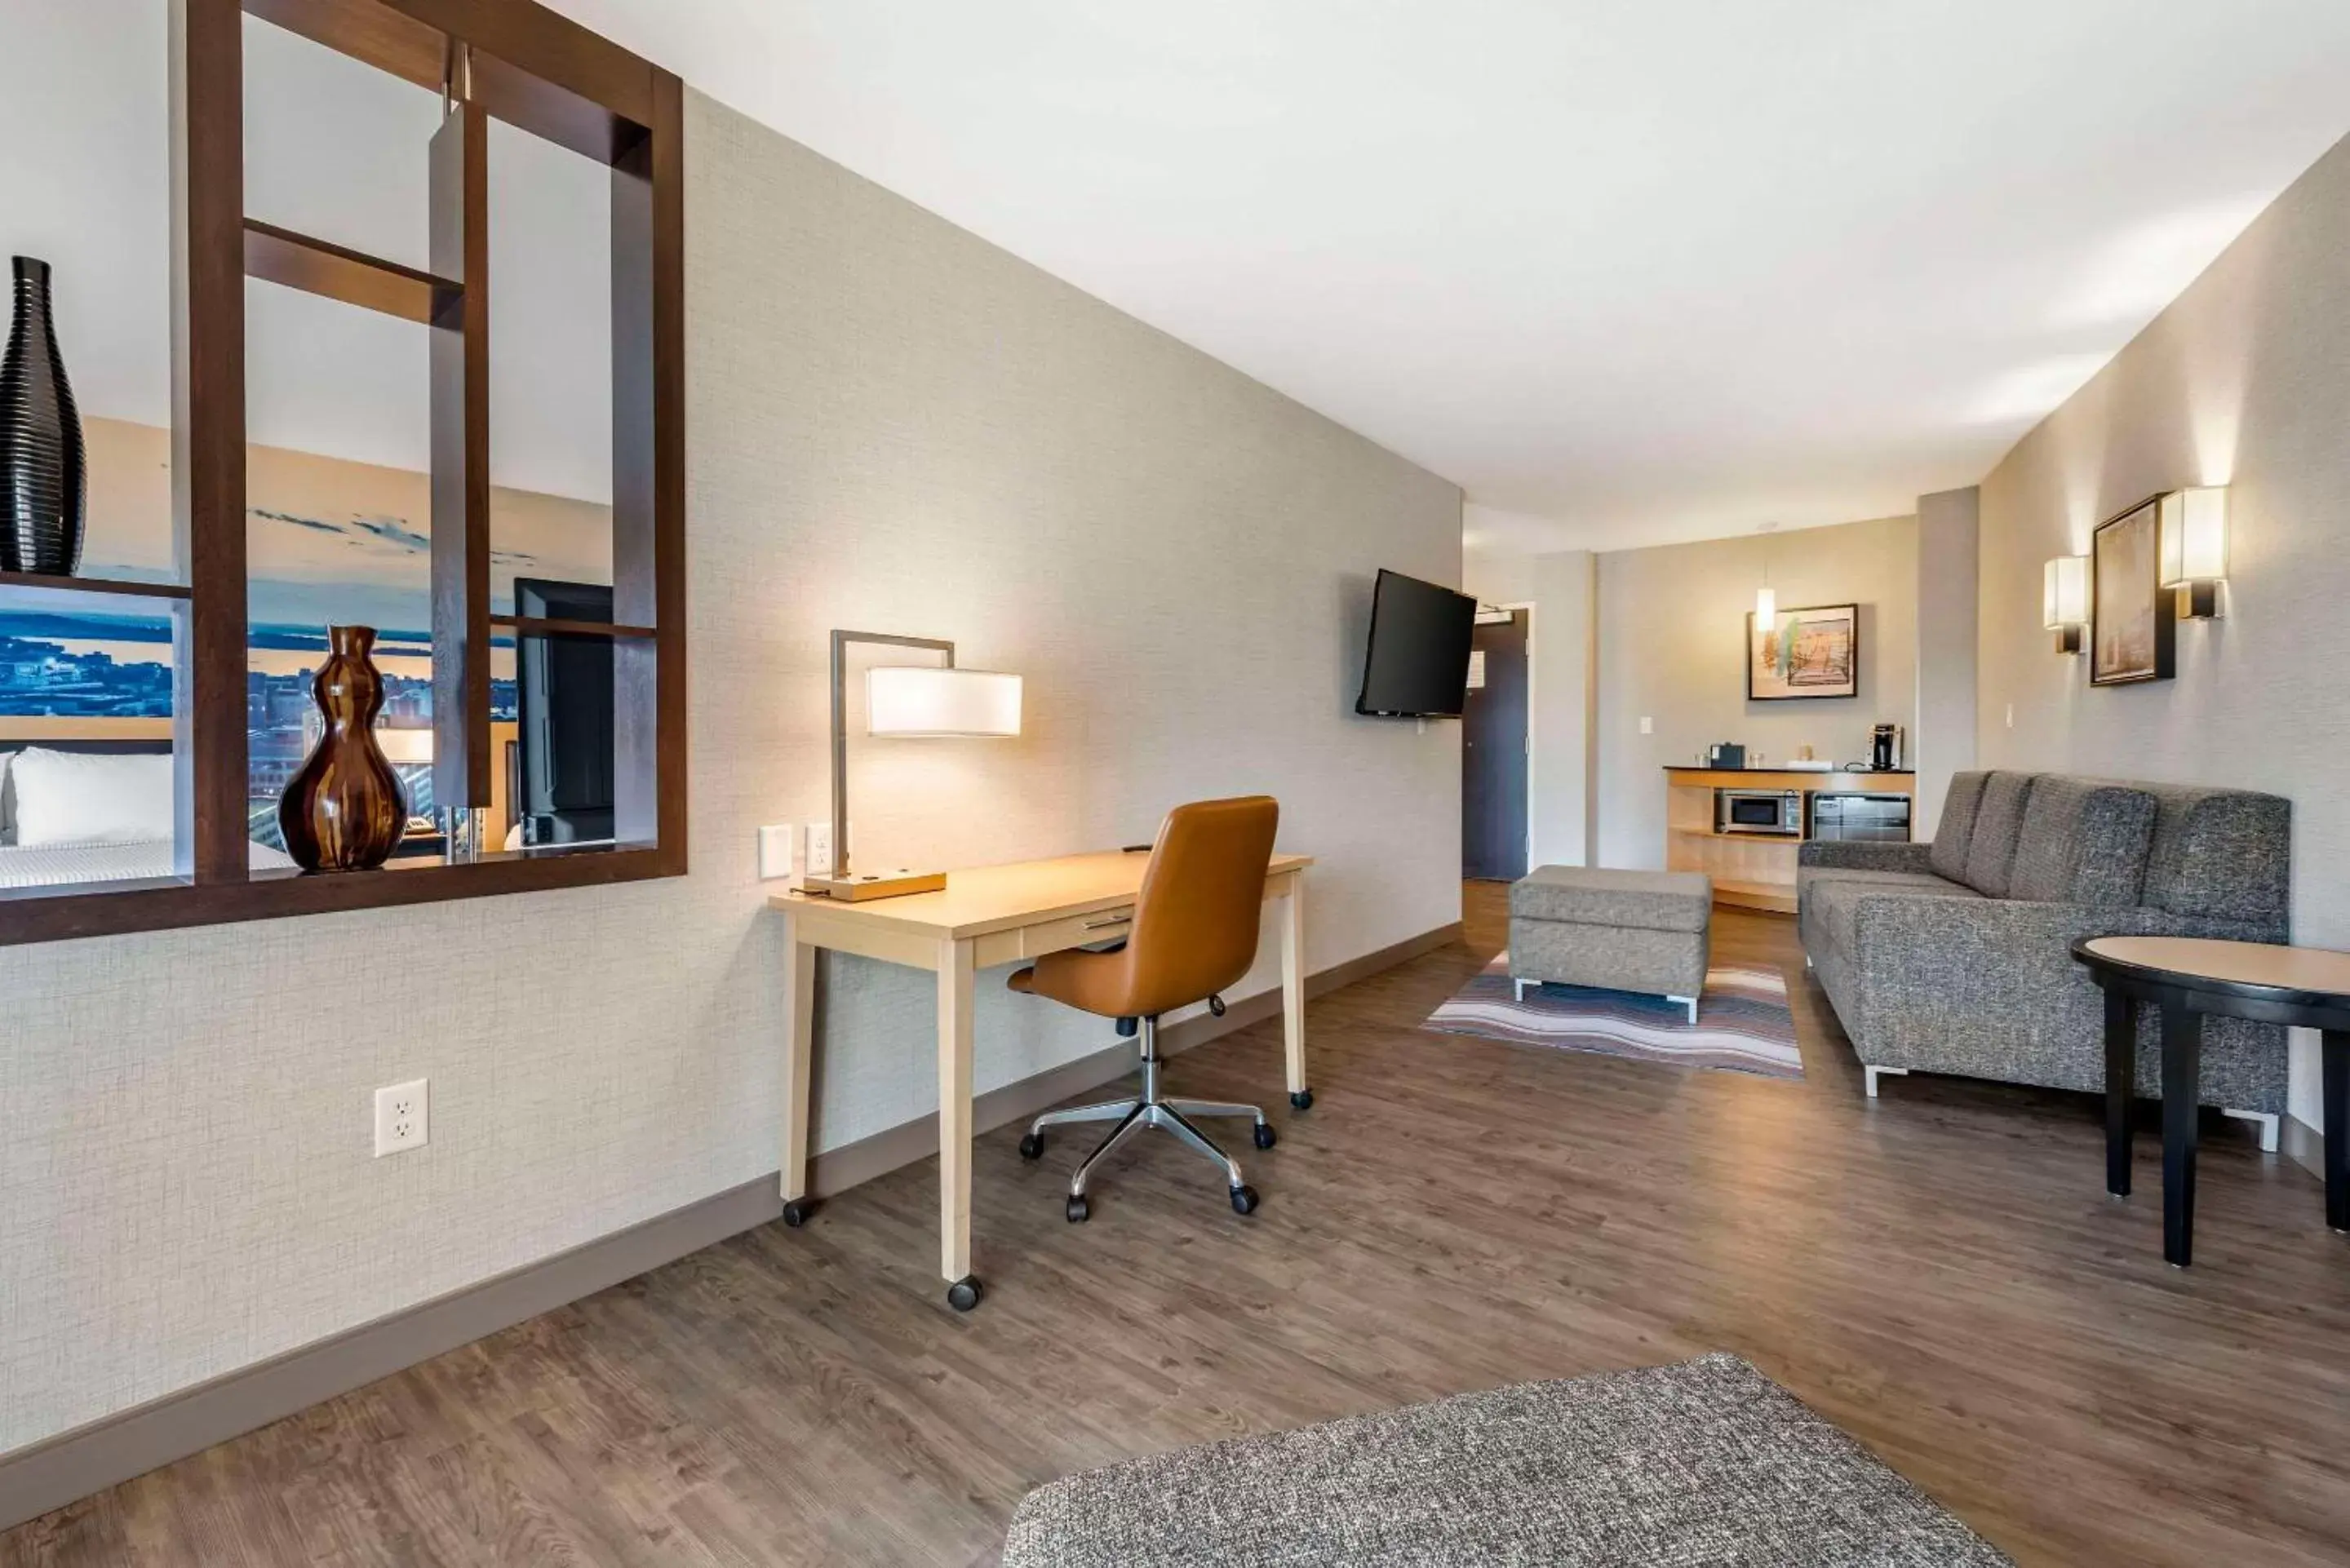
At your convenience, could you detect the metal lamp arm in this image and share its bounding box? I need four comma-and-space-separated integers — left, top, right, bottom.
829, 630, 956, 881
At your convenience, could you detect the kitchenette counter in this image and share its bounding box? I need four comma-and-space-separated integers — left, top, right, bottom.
1661, 768, 1918, 913
1662, 765, 1913, 775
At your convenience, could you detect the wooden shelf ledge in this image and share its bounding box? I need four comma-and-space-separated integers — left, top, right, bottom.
0, 570, 192, 601
243, 219, 460, 325
489, 613, 657, 640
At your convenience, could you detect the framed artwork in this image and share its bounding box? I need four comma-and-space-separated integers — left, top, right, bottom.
1747, 602, 1858, 700
2090, 498, 2175, 686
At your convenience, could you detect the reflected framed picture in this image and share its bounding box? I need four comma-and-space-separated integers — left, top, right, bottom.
1747, 602, 1858, 701
2090, 498, 2175, 686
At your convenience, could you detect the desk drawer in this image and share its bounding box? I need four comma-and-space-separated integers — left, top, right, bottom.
983, 906, 1133, 967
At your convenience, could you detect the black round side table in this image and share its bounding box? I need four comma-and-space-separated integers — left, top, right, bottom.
2073, 935, 2350, 1267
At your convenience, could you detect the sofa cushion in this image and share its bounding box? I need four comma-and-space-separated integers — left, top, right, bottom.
1928, 770, 1989, 884
1510, 866, 1710, 932
2006, 777, 2157, 906
2139, 785, 2292, 930
1960, 772, 2037, 897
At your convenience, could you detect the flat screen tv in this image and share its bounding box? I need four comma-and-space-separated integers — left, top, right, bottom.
1355, 568, 1477, 718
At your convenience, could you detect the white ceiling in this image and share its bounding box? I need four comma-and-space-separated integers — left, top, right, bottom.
536, 0, 2350, 552
11, 3, 2349, 547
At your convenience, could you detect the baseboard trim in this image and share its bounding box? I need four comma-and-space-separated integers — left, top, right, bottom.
2282, 1110, 2324, 1181
0, 918, 1461, 1533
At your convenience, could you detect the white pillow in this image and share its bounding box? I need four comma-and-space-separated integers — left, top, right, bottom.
8, 747, 176, 848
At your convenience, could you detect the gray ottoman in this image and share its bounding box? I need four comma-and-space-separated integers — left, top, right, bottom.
1510, 866, 1712, 1023
1002, 1353, 2012, 1566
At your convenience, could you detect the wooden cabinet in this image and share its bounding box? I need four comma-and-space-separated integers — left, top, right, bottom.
1662, 768, 1916, 914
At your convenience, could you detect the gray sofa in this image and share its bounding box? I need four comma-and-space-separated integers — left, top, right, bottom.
1798, 769, 2291, 1121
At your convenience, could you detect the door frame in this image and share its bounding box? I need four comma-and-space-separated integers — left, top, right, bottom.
1473, 600, 1536, 873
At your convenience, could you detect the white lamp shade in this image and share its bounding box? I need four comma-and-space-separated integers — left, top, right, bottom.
2042, 555, 2088, 629
375, 725, 434, 764
2159, 486, 2228, 586
1754, 586, 1776, 623
867, 666, 1022, 737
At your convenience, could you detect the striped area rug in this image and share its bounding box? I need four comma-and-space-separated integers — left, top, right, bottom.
1424, 952, 1804, 1080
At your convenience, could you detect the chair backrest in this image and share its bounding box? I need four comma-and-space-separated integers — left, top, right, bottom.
1120, 795, 1280, 1018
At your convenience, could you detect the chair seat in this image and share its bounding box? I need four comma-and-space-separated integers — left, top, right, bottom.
1010, 945, 1137, 1017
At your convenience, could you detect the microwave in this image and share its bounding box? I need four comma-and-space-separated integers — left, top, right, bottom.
1716, 787, 1803, 836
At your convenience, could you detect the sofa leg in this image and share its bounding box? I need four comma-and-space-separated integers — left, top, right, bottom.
1864, 1065, 1909, 1100
1666, 994, 1698, 1025
1513, 977, 1531, 1003
2222, 1108, 2281, 1154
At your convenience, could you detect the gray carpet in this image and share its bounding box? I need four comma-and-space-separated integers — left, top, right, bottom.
1002, 1353, 2012, 1566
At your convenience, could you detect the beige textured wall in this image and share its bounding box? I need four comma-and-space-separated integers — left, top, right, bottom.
1913, 486, 1980, 837
1977, 131, 2350, 1132
1594, 516, 1919, 869
0, 91, 1462, 1455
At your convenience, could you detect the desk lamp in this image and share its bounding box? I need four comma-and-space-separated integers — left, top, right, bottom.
805, 629, 1022, 900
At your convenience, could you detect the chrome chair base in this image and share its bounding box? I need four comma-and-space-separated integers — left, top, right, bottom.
1022, 1016, 1267, 1216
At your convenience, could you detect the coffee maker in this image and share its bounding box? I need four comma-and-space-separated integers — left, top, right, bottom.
1870, 724, 1904, 771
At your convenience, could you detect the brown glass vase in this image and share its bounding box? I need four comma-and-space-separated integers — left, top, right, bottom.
277, 626, 407, 872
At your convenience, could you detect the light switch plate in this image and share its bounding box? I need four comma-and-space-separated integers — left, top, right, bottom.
758, 823, 796, 881
1639, 715, 1653, 734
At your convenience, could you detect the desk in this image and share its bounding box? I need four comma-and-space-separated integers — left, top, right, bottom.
773, 849, 1313, 1309
2075, 934, 2350, 1267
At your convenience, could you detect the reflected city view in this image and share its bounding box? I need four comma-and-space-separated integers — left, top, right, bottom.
0, 608, 517, 850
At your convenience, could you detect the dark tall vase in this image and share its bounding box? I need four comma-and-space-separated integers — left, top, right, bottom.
278, 626, 407, 872
0, 256, 86, 576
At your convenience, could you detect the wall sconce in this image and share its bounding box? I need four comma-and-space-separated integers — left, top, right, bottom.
2043, 555, 2088, 654
2158, 485, 2227, 619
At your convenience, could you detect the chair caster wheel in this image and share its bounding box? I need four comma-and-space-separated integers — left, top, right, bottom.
1230, 1184, 1259, 1216
1066, 1194, 1090, 1224
946, 1276, 984, 1312
1253, 1122, 1276, 1149
1018, 1132, 1044, 1160
1289, 1089, 1314, 1111
781, 1198, 816, 1228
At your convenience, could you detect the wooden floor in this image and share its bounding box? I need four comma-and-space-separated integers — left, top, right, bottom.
9, 885, 2350, 1566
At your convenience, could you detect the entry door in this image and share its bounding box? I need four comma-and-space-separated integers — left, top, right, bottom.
1463, 610, 1529, 880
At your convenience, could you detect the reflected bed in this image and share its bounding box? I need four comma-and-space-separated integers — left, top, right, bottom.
0, 737, 298, 888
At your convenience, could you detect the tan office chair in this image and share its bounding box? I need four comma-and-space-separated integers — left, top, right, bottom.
1011, 795, 1281, 1221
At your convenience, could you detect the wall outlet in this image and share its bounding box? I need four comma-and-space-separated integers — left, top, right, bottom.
806, 822, 834, 877
1638, 715, 1653, 734
2005, 702, 2015, 729
374, 1079, 429, 1158
757, 823, 797, 881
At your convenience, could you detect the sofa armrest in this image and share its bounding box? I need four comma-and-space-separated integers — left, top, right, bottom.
1799, 840, 1934, 874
